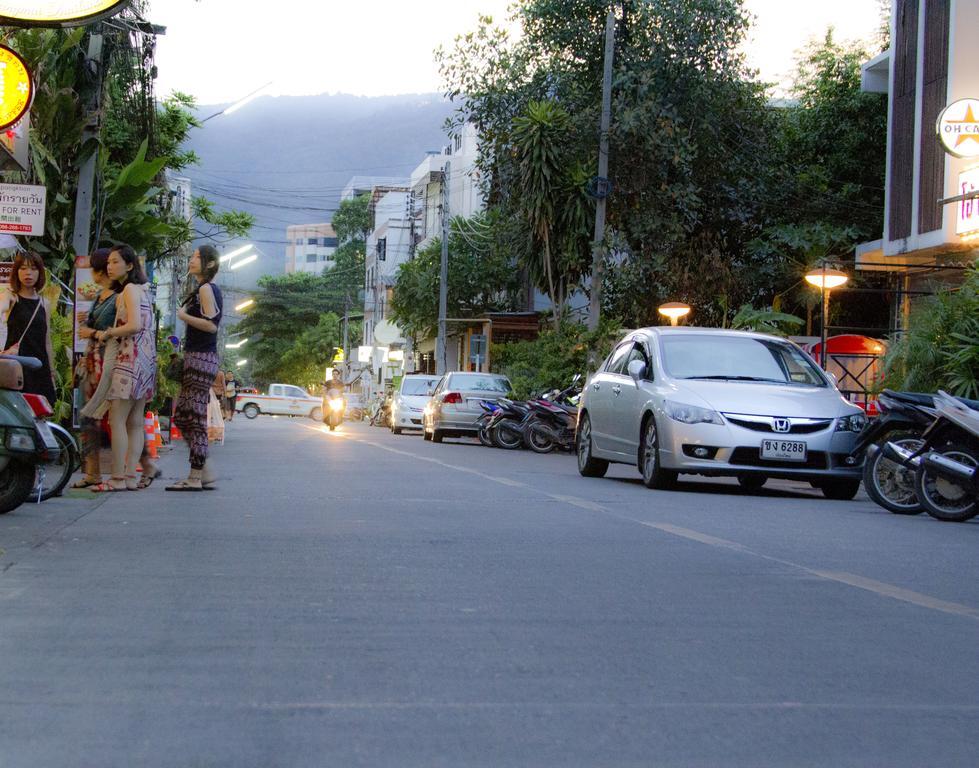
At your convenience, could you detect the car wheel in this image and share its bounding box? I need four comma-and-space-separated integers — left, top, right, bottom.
393, 427, 402, 435
310, 407, 323, 422
432, 429, 444, 444
576, 412, 608, 478
639, 416, 677, 490
737, 474, 767, 491
243, 404, 260, 419
818, 479, 861, 501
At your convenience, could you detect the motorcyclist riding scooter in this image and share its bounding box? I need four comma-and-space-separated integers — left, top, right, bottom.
323, 369, 346, 431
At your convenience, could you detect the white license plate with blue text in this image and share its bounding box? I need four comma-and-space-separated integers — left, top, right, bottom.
760, 439, 807, 462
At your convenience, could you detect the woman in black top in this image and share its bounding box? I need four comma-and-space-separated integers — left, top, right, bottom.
168, 245, 223, 492
1, 251, 56, 405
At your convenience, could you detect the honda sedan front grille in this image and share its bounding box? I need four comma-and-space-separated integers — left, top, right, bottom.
723, 414, 833, 435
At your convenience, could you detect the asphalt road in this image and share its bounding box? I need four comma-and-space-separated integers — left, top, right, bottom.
1, 416, 978, 767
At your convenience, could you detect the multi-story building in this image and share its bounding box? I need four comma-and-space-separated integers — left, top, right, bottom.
857, 0, 979, 324
363, 187, 411, 349
285, 223, 339, 274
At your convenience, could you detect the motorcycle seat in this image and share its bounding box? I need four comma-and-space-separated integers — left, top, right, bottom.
883, 390, 935, 407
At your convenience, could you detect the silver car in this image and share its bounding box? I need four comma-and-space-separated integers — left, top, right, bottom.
423, 372, 512, 443
391, 374, 441, 434
576, 327, 867, 499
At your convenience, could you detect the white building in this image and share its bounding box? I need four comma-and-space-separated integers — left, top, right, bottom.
363, 187, 412, 349
285, 223, 339, 274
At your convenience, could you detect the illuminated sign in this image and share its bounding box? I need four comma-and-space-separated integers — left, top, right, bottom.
938, 99, 979, 159
956, 167, 979, 237
0, 1, 129, 26
0, 46, 32, 132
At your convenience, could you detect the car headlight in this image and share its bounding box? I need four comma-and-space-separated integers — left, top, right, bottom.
836, 413, 867, 432
664, 400, 724, 426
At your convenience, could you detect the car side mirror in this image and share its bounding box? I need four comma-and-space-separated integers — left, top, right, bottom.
826, 371, 838, 387
627, 359, 646, 384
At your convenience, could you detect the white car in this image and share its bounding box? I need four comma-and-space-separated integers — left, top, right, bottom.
390, 374, 441, 434
576, 327, 867, 499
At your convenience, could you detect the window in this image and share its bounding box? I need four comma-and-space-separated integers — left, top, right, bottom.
660, 335, 827, 387
323, 237, 339, 248
377, 238, 387, 261
454, 134, 462, 152
625, 344, 651, 378
285, 386, 307, 398
308, 237, 319, 246
306, 254, 317, 263
446, 373, 511, 393
605, 342, 633, 375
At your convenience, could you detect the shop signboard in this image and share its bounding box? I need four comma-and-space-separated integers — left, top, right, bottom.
0, 1, 129, 26
938, 99, 979, 159
955, 166, 979, 237
0, 182, 46, 235
0, 45, 33, 132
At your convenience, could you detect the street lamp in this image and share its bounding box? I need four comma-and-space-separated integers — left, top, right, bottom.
805, 265, 849, 368
225, 338, 248, 350
220, 244, 253, 263
658, 302, 691, 327
199, 81, 273, 124
235, 298, 255, 312
229, 253, 258, 271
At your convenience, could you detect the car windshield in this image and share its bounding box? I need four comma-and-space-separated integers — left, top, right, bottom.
661, 335, 826, 387
402, 378, 438, 396
448, 373, 511, 393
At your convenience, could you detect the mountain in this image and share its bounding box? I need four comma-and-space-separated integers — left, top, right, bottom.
183, 92, 457, 288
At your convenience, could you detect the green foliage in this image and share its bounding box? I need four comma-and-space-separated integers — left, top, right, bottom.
331, 194, 372, 243
390, 213, 522, 339
881, 266, 979, 398
491, 320, 620, 400
48, 291, 74, 423
729, 305, 804, 337
277, 313, 342, 389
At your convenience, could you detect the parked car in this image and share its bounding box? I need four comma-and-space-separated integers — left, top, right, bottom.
237, 383, 322, 420
423, 372, 513, 443
391, 374, 441, 434
576, 327, 867, 499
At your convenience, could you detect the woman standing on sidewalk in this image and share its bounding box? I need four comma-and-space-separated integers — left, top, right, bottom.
0, 251, 57, 406
73, 248, 116, 489
168, 245, 223, 492
85, 245, 156, 492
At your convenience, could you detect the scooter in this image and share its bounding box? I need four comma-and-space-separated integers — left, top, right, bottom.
0, 355, 64, 514
852, 390, 937, 515
884, 391, 978, 522
324, 387, 345, 431
487, 398, 531, 450
523, 377, 582, 454
476, 400, 501, 448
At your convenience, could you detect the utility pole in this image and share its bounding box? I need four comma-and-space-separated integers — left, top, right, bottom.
70, 31, 104, 257
436, 162, 450, 375
588, 11, 616, 332
342, 292, 350, 363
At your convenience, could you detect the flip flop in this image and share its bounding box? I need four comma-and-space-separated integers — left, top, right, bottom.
165, 480, 203, 492
91, 480, 127, 493
137, 474, 157, 489
72, 478, 101, 489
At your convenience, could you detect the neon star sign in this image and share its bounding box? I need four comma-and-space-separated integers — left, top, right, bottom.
0, 1, 130, 27
938, 99, 979, 159
0, 46, 33, 132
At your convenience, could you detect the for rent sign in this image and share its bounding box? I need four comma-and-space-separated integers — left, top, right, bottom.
0, 182, 45, 235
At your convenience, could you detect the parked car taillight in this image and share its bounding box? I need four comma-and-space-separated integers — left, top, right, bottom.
443, 392, 463, 405
22, 393, 53, 418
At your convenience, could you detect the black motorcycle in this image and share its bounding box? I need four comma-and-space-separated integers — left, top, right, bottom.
852, 390, 937, 514
523, 378, 582, 454
487, 398, 531, 450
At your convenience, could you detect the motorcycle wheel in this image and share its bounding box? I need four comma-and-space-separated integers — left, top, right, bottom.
526, 424, 556, 454
477, 425, 494, 448
492, 422, 523, 450
862, 439, 924, 515
38, 426, 79, 502
0, 462, 37, 514
915, 442, 978, 523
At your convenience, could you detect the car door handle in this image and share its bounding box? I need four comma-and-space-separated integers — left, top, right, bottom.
612, 385, 621, 396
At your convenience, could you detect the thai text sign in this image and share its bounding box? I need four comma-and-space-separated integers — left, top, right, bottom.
0, 183, 46, 235
956, 167, 979, 236
0, 45, 33, 131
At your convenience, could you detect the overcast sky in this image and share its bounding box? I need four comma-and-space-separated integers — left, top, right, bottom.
152, 0, 883, 106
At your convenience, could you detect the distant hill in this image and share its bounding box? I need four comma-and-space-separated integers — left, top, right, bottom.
184, 93, 457, 288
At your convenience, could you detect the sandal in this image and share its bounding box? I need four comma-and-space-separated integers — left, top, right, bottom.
137, 473, 157, 489
165, 479, 203, 492
125, 475, 140, 491
72, 477, 101, 489
91, 478, 127, 493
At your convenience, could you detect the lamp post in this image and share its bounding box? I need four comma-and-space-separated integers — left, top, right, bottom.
804, 265, 848, 368
658, 302, 691, 327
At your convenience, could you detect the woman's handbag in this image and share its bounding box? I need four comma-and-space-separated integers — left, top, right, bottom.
165, 353, 184, 382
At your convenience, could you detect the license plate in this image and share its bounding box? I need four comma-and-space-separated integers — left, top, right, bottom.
760, 439, 807, 462
35, 421, 59, 450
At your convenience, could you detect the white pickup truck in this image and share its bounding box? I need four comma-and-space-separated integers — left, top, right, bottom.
236, 383, 322, 420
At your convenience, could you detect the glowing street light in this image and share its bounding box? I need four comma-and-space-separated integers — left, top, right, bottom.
200, 81, 273, 124
220, 244, 253, 263
229, 254, 258, 271
658, 302, 691, 327
225, 338, 248, 350
235, 298, 255, 312
236, 359, 248, 367
805, 265, 849, 368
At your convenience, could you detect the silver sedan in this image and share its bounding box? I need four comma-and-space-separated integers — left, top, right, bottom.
423, 372, 512, 443
576, 327, 867, 499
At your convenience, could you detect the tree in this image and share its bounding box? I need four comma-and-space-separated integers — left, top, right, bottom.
332, 193, 371, 243
390, 213, 522, 340
278, 313, 343, 389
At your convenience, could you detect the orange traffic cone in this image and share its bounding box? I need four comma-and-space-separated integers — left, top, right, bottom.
153, 413, 164, 449
144, 412, 159, 459
171, 421, 182, 441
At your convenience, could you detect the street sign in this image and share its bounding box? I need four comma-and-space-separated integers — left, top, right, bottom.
0, 0, 130, 26
0, 45, 33, 132
0, 182, 45, 235
937, 98, 979, 159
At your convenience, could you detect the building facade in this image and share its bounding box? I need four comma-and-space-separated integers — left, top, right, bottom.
285, 223, 339, 274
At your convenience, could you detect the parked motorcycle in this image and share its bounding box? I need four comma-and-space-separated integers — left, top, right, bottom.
883, 391, 978, 522
487, 398, 531, 450
476, 400, 501, 448
523, 377, 582, 454
853, 390, 936, 514
0, 355, 64, 514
